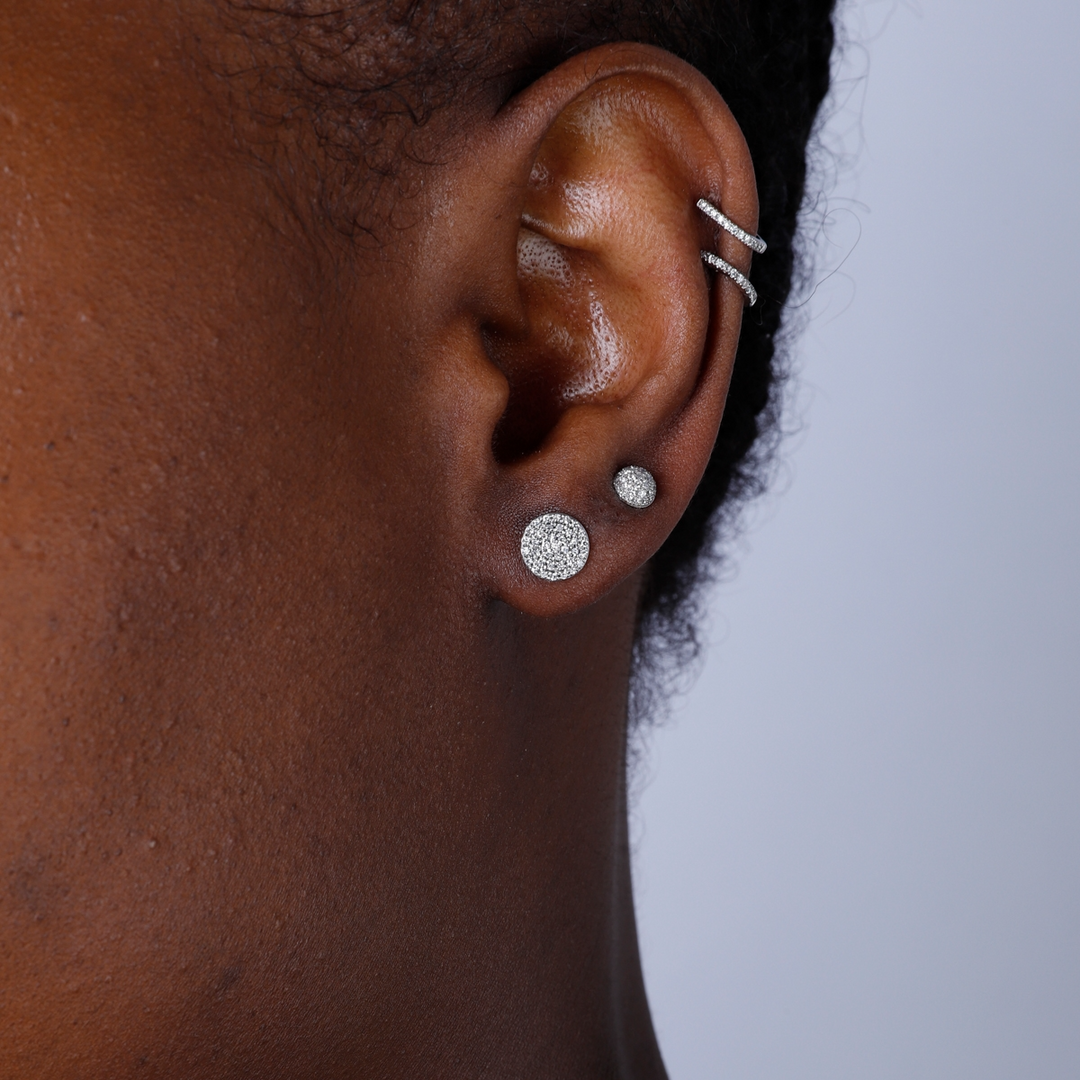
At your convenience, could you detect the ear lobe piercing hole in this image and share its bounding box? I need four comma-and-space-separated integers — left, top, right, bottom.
613, 466, 656, 509
521, 513, 590, 581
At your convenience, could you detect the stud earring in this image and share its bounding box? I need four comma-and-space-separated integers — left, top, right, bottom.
520, 512, 590, 581
696, 197, 766, 307
613, 466, 656, 509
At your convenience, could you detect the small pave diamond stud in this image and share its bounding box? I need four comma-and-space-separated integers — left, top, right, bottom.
520, 512, 590, 581
613, 466, 656, 509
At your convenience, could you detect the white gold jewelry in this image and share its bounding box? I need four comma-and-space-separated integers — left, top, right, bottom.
696, 197, 765, 306
520, 512, 590, 581
613, 466, 656, 509
700, 251, 758, 306
696, 198, 767, 254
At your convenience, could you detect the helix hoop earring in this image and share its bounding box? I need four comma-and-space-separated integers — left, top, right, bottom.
696, 197, 766, 307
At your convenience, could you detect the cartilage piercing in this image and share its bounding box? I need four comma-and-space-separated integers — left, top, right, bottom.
696, 198, 767, 254
700, 251, 758, 306
696, 197, 766, 307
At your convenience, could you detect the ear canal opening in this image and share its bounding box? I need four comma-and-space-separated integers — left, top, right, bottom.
485, 328, 569, 463
489, 228, 626, 463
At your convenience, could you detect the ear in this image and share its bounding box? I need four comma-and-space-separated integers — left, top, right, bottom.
413, 43, 759, 617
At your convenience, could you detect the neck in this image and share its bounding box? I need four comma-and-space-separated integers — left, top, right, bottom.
434, 581, 665, 1079
332, 576, 666, 1078
95, 568, 665, 1077
3, 464, 665, 1079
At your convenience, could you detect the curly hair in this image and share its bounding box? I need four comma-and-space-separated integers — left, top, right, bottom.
629, 0, 837, 709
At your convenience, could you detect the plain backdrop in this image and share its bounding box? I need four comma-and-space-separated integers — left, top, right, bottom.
633, 1, 1080, 1078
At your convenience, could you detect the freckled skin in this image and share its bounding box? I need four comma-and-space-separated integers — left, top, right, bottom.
0, 3, 757, 1077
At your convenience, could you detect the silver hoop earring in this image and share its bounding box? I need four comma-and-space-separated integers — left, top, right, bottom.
696, 197, 766, 307
696, 198, 767, 254
520, 512, 590, 581
700, 251, 758, 307
613, 466, 656, 509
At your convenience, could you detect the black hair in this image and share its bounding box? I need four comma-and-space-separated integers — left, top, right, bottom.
628, 1, 837, 711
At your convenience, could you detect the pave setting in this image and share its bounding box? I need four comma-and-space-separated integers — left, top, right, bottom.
520, 513, 590, 582
696, 197, 766, 307
613, 466, 657, 509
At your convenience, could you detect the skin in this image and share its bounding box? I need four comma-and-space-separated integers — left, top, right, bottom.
0, 3, 758, 1076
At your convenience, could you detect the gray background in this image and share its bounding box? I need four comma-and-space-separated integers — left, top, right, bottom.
633, 1, 1080, 1077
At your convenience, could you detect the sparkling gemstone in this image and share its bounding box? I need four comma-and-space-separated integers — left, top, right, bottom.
520, 513, 590, 582
613, 466, 657, 509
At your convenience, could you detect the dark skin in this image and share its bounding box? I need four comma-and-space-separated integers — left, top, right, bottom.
0, 3, 759, 1075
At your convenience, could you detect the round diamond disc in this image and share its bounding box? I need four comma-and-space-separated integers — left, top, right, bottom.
520, 513, 590, 582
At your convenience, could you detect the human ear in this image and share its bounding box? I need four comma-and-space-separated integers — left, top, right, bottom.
412, 43, 760, 618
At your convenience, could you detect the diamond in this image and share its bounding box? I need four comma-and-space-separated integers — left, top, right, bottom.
613, 466, 656, 509
695, 198, 767, 254
700, 250, 757, 306
520, 513, 590, 582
